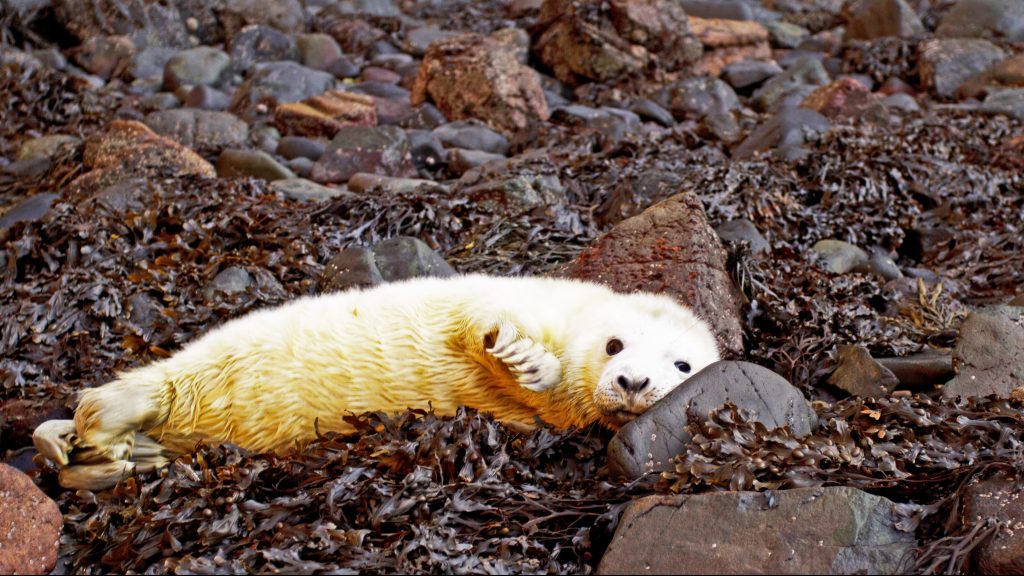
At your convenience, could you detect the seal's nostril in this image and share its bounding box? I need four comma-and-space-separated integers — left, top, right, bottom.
617, 375, 650, 392
636, 377, 650, 391
616, 375, 630, 390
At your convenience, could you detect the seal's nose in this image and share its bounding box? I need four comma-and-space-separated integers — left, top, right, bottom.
616, 374, 650, 393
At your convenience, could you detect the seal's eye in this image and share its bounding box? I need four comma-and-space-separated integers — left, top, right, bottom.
675, 361, 691, 373
606, 338, 624, 356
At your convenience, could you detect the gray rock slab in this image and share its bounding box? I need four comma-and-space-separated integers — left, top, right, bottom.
608, 361, 815, 479
598, 486, 915, 575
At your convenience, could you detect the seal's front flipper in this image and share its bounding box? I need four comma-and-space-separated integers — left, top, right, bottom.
57, 434, 169, 491
486, 320, 562, 392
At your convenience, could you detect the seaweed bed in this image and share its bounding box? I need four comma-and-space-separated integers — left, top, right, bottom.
1, 17, 1024, 576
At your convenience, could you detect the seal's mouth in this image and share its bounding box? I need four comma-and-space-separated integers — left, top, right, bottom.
605, 408, 644, 425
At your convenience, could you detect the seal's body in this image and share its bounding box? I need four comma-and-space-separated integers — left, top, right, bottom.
34, 275, 720, 489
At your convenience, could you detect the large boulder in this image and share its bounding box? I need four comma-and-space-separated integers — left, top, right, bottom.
0, 464, 63, 574
598, 486, 915, 575
52, 0, 189, 48
565, 192, 745, 357
411, 33, 548, 134
942, 306, 1024, 399
608, 361, 815, 479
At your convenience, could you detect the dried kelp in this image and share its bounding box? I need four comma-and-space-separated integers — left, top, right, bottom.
53, 408, 629, 575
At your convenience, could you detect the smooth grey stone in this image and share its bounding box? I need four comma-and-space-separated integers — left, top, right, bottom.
163, 46, 231, 91
715, 218, 770, 253
205, 266, 252, 298
320, 246, 384, 292
665, 77, 740, 119
270, 178, 352, 202
216, 149, 296, 181
448, 148, 506, 175
182, 85, 231, 110
608, 360, 816, 480
311, 125, 411, 184
629, 98, 675, 126
129, 46, 178, 80
0, 193, 58, 229
286, 156, 313, 177
328, 56, 361, 79
881, 93, 920, 112
679, 0, 753, 20
296, 33, 343, 71
980, 89, 1024, 120
347, 81, 410, 100
918, 38, 1005, 99
139, 92, 181, 111
937, 0, 1024, 42
276, 136, 327, 161
753, 56, 830, 111
347, 173, 447, 195
765, 21, 808, 48
811, 239, 870, 274
943, 307, 1024, 399
229, 61, 336, 122
431, 121, 509, 155
371, 236, 456, 282
732, 107, 831, 159
876, 352, 954, 389
406, 130, 447, 173
144, 109, 248, 154
722, 59, 782, 90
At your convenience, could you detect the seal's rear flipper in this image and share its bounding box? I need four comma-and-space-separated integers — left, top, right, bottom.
33, 419, 77, 467
486, 320, 563, 392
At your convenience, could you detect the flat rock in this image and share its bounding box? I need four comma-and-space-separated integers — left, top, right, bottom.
310, 125, 413, 184
918, 38, 1006, 99
448, 148, 506, 175
689, 16, 768, 47
144, 109, 248, 155
371, 236, 456, 282
163, 46, 231, 91
275, 90, 378, 139
182, 85, 232, 110
230, 61, 337, 122
876, 352, 954, 388
216, 149, 295, 181
942, 307, 1024, 399
980, 89, 1024, 121
845, 0, 925, 40
598, 486, 915, 575
533, 0, 701, 85
937, 0, 1024, 42
0, 463, 62, 574
661, 76, 740, 120
69, 120, 215, 195
608, 360, 815, 479
276, 136, 327, 161
411, 33, 549, 134
347, 173, 446, 195
320, 246, 385, 292
565, 192, 745, 357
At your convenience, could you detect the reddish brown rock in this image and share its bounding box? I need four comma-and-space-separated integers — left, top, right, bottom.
827, 345, 900, 397
801, 77, 883, 119
963, 470, 1024, 573
275, 90, 378, 139
565, 192, 744, 357
0, 464, 62, 574
411, 33, 548, 134
532, 0, 702, 86
0, 398, 68, 452
959, 53, 1024, 99
70, 120, 215, 195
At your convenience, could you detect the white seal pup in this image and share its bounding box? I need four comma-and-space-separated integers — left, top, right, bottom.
34, 274, 720, 489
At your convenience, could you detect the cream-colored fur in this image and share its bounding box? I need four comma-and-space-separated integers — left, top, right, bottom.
34, 274, 720, 489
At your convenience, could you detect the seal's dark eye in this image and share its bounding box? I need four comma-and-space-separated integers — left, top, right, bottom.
675, 361, 691, 373
606, 338, 624, 356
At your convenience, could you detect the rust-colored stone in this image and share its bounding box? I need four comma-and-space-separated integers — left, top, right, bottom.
688, 16, 769, 47
412, 33, 548, 134
565, 192, 745, 357
71, 120, 215, 195
0, 464, 62, 574
801, 77, 882, 119
275, 90, 378, 138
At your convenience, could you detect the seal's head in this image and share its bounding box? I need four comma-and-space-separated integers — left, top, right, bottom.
566, 292, 720, 427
